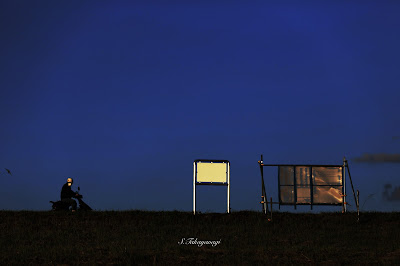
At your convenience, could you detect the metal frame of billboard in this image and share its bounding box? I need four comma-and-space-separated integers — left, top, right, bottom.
258, 155, 359, 214
193, 159, 230, 215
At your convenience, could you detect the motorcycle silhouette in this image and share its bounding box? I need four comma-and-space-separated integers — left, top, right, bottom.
50, 186, 92, 211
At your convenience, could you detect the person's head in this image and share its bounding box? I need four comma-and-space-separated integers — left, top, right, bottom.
67, 177, 73, 186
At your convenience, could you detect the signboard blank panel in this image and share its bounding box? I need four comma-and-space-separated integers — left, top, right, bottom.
196, 162, 227, 183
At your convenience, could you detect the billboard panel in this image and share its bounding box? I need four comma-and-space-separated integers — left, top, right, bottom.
297, 187, 311, 203
296, 166, 311, 186
280, 186, 295, 203
313, 186, 343, 204
279, 166, 294, 185
279, 165, 343, 206
312, 167, 342, 185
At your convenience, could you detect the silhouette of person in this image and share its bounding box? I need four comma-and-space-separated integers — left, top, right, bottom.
61, 177, 79, 211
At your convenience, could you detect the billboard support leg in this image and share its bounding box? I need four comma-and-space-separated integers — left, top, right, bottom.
227, 162, 230, 214
345, 158, 359, 212
310, 166, 313, 210
294, 166, 297, 210
278, 165, 281, 210
193, 162, 196, 215
343, 158, 346, 213
270, 197, 273, 221
259, 155, 268, 215
357, 190, 360, 222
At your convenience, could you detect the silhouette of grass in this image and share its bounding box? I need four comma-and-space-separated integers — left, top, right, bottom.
0, 211, 399, 264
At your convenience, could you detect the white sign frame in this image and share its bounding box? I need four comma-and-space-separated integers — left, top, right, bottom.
193, 159, 230, 214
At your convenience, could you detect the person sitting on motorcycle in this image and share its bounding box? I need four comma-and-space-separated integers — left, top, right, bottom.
61, 177, 79, 212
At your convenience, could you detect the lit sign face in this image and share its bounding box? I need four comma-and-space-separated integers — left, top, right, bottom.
312, 167, 343, 204
279, 166, 343, 205
196, 162, 228, 183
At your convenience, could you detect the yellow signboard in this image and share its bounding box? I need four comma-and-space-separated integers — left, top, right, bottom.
196, 162, 227, 183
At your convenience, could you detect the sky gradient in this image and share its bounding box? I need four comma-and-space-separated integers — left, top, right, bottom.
1, 1, 400, 212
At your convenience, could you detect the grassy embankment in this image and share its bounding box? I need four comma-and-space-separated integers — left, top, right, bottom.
0, 211, 399, 264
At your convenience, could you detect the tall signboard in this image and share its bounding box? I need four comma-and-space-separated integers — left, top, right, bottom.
193, 159, 230, 214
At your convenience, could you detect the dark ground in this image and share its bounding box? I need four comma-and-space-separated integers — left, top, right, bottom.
0, 211, 399, 265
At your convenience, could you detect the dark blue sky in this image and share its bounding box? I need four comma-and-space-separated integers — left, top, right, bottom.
1, 1, 400, 211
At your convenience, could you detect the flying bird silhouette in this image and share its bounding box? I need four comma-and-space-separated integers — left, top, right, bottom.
4, 168, 12, 176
